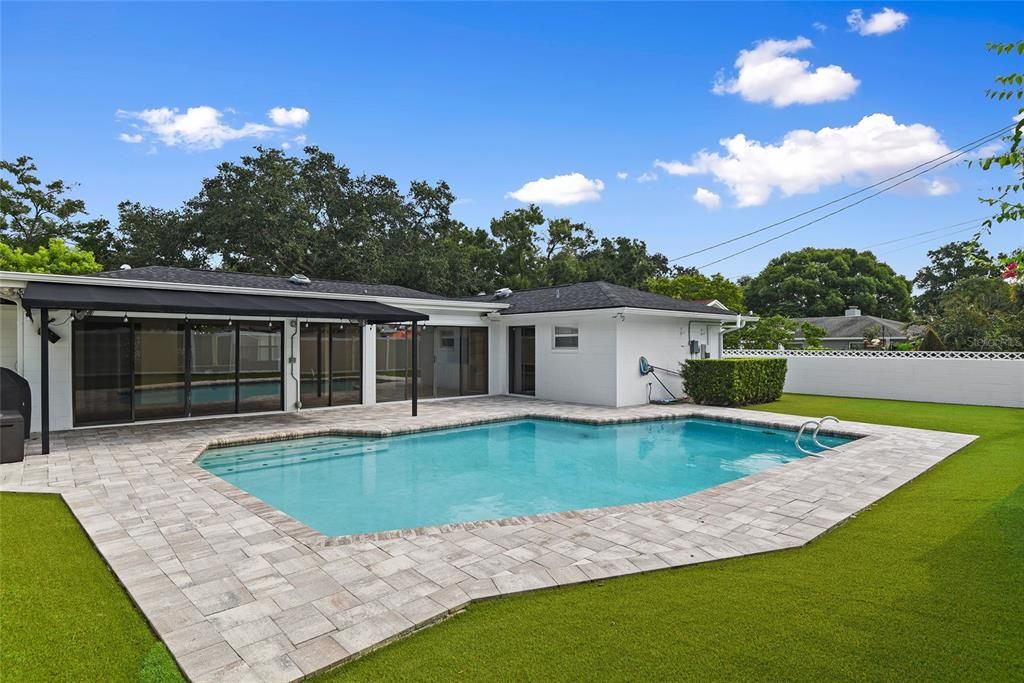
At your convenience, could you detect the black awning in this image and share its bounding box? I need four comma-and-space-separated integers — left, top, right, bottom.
21, 282, 428, 323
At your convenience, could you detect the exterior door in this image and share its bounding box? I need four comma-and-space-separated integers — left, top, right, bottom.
508, 326, 535, 396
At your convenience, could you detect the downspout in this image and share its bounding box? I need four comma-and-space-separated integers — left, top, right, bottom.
289, 318, 301, 409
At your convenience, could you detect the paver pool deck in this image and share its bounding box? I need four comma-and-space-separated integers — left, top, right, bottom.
0, 397, 975, 682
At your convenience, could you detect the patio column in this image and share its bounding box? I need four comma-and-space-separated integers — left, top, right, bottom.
410, 320, 418, 416
40, 307, 49, 455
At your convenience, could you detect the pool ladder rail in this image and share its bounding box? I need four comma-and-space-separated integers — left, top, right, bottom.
795, 416, 839, 457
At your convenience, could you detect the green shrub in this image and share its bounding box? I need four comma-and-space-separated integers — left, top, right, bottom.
680, 358, 787, 406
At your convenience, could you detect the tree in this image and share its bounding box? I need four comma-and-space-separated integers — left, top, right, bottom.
966, 41, 1024, 279
79, 201, 209, 271
645, 272, 744, 311
489, 206, 546, 289
724, 315, 801, 350
918, 327, 946, 351
917, 276, 1024, 351
800, 322, 826, 349
743, 247, 912, 319
0, 238, 102, 274
1, 156, 110, 252
913, 241, 1000, 313
580, 237, 669, 289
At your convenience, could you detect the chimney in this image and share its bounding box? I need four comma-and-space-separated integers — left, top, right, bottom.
845, 306, 861, 317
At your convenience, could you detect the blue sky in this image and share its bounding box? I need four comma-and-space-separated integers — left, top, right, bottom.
3, 2, 1021, 281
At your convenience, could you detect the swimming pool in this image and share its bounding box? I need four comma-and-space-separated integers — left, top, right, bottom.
198, 418, 851, 537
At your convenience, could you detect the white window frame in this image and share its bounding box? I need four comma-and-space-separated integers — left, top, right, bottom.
552, 324, 579, 351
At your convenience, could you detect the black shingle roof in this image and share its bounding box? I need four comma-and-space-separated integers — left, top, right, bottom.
467, 281, 737, 316
792, 315, 921, 339
91, 266, 446, 300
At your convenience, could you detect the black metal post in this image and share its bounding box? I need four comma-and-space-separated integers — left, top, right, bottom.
40, 307, 50, 455
410, 321, 418, 416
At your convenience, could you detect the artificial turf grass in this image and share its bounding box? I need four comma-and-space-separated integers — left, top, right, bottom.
0, 492, 184, 682
317, 395, 1024, 682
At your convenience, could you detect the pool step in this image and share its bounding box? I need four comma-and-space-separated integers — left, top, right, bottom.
200, 438, 384, 475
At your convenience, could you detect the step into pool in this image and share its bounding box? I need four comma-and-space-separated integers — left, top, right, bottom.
198, 418, 851, 537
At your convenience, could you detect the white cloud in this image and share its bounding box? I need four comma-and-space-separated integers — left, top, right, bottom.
813, 21, 828, 32
506, 173, 605, 206
118, 133, 143, 144
656, 113, 950, 207
293, 134, 307, 145
847, 8, 909, 36
925, 178, 957, 196
268, 107, 310, 127
616, 171, 629, 180
636, 172, 658, 184
693, 187, 722, 211
116, 106, 276, 150
712, 36, 859, 107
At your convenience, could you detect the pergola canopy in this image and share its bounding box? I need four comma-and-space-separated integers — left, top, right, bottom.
21, 282, 428, 323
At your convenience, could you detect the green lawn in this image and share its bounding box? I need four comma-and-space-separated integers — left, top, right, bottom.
0, 396, 1020, 681
0, 492, 183, 682
316, 395, 1024, 682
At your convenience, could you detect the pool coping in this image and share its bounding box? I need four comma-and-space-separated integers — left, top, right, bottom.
0, 397, 978, 682
191, 412, 871, 548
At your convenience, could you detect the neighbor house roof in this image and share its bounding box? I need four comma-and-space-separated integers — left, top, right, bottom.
792, 314, 921, 340
92, 266, 447, 301
467, 281, 738, 316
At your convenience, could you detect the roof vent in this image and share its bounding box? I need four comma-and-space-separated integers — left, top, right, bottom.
844, 306, 861, 317
119, 264, 132, 270
494, 287, 513, 299
289, 273, 311, 285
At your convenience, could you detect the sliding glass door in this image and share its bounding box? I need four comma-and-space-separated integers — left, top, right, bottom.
238, 322, 283, 413
72, 321, 133, 425
73, 317, 284, 426
300, 323, 362, 408
509, 326, 535, 396
133, 320, 187, 421
190, 322, 237, 417
375, 325, 488, 402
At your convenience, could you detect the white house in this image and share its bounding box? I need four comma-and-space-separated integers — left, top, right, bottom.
0, 267, 747, 452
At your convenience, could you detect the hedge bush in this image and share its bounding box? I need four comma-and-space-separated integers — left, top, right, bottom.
680, 358, 787, 406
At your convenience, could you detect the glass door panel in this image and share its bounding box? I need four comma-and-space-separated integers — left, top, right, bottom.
375, 325, 410, 402
509, 326, 535, 396
330, 324, 361, 405
133, 320, 186, 421
238, 322, 283, 413
72, 320, 133, 425
432, 327, 459, 398
190, 322, 237, 416
460, 327, 488, 395
300, 324, 329, 408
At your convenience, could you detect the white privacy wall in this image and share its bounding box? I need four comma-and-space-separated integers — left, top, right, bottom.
726, 351, 1023, 408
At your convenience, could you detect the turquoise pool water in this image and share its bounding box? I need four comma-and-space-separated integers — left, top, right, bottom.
198, 418, 850, 537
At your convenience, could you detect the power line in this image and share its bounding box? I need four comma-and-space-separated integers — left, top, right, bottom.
862, 217, 986, 249
878, 224, 982, 256
693, 127, 1009, 270
668, 122, 1015, 264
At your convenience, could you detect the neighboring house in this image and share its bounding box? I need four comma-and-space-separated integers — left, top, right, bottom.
792, 306, 921, 350
0, 267, 749, 449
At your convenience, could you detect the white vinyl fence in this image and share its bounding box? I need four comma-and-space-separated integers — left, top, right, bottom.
722, 349, 1024, 408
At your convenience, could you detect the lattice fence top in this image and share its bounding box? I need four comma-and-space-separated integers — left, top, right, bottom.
723, 349, 1024, 360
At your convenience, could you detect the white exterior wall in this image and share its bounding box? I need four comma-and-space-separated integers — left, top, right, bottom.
531, 312, 619, 407
1, 304, 21, 372
498, 309, 729, 408
20, 308, 75, 432
725, 351, 1024, 408
615, 314, 722, 406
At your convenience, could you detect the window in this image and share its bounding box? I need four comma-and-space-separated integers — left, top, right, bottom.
553, 325, 579, 350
